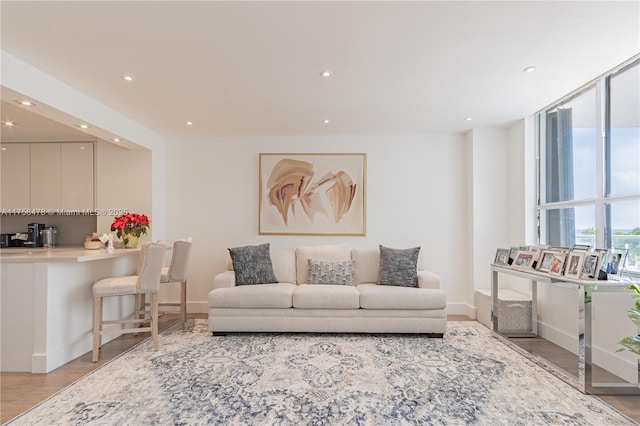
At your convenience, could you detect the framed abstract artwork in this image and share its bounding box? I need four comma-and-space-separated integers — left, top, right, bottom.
259, 153, 366, 236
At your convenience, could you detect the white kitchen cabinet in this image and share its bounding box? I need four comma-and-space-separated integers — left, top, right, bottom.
30, 143, 62, 210
2, 142, 95, 212
61, 143, 94, 210
0, 143, 31, 210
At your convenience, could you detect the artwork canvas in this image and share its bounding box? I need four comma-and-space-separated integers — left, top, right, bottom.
259, 153, 366, 235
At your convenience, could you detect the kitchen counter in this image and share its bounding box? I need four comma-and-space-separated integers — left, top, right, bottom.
1, 247, 141, 373
0, 246, 139, 263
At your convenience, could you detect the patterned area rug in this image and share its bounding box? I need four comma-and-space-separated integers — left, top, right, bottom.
7, 320, 636, 425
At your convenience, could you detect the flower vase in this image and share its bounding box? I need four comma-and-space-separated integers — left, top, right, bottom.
124, 234, 139, 249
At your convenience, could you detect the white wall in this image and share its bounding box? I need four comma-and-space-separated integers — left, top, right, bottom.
95, 141, 153, 239
466, 128, 510, 299
164, 134, 469, 314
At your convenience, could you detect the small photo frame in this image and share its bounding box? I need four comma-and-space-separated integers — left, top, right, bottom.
564, 251, 585, 279
494, 248, 511, 266
512, 251, 536, 269
536, 249, 557, 273
601, 248, 628, 278
580, 252, 603, 279
549, 252, 567, 276
508, 247, 519, 265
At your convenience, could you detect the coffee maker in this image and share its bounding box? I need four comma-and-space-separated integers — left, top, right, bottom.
27, 223, 45, 247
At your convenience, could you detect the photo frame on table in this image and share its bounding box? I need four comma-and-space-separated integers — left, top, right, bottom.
536, 249, 558, 273
548, 251, 568, 276
508, 247, 519, 265
258, 153, 366, 236
512, 251, 536, 269
494, 248, 511, 266
564, 251, 585, 279
600, 248, 628, 278
580, 251, 603, 280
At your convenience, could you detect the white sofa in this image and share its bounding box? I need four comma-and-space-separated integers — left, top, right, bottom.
208, 244, 447, 335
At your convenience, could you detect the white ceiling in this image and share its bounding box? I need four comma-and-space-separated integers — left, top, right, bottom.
1, 1, 639, 141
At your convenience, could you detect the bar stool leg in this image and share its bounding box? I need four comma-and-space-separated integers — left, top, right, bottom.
180, 280, 187, 329
92, 297, 102, 362
151, 292, 159, 350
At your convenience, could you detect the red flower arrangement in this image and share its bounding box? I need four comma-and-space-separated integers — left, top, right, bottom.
110, 212, 150, 245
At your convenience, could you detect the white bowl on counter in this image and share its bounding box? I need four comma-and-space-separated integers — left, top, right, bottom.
84, 241, 103, 250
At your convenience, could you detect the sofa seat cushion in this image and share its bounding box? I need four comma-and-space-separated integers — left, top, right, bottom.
209, 283, 296, 309
293, 284, 360, 309
358, 283, 446, 310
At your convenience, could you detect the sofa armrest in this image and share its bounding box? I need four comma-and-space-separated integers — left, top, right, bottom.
417, 271, 441, 289
213, 271, 236, 289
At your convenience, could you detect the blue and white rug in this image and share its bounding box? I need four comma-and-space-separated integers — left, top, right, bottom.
7, 320, 636, 425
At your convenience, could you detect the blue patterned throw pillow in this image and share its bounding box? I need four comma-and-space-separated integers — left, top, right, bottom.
377, 245, 420, 287
228, 243, 278, 285
307, 259, 355, 285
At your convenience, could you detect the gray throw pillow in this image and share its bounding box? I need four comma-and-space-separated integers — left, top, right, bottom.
377, 245, 420, 287
228, 243, 278, 285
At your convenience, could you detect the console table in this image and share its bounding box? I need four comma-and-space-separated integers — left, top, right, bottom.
491, 264, 639, 394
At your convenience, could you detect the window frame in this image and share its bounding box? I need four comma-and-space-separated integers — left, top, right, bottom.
536, 56, 640, 277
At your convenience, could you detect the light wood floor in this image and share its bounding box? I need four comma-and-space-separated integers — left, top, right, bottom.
2, 315, 638, 423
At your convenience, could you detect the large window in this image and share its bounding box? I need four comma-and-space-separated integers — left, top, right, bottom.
537, 57, 640, 274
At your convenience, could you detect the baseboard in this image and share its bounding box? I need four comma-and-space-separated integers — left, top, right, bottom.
187, 301, 209, 314
537, 321, 638, 383
447, 302, 475, 318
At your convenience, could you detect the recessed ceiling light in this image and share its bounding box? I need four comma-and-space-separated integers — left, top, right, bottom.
186, 121, 193, 126
320, 70, 332, 78
465, 117, 473, 121
2, 120, 15, 127
322, 119, 330, 124
16, 100, 36, 107
78, 123, 90, 129
111, 137, 121, 143
1, 147, 6, 151
122, 75, 134, 82
523, 66, 537, 73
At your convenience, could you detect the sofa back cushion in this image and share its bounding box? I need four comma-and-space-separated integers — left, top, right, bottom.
295, 243, 352, 284
353, 247, 427, 284
226, 246, 296, 284
271, 248, 297, 283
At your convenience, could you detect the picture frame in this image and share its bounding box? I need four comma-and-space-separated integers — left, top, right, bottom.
564, 251, 585, 279
258, 153, 366, 236
580, 251, 603, 280
512, 251, 536, 269
508, 247, 519, 265
536, 249, 557, 273
494, 248, 511, 266
600, 248, 628, 278
548, 251, 567, 276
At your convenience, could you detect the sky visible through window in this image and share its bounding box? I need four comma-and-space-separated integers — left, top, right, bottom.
573, 127, 640, 231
